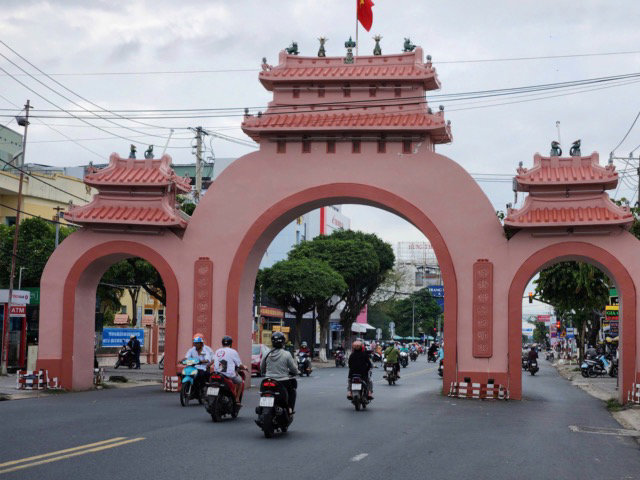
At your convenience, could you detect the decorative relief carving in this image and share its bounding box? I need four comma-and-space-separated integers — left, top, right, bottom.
193, 257, 213, 339
473, 259, 493, 358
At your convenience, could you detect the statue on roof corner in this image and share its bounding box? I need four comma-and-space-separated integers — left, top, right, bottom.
318, 37, 327, 57
403, 38, 416, 52
569, 139, 581, 157
344, 36, 356, 64
373, 35, 382, 55
550, 141, 562, 157
129, 144, 137, 159
144, 145, 154, 159
286, 42, 299, 55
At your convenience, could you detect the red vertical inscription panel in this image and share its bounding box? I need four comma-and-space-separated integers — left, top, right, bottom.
193, 257, 213, 339
473, 259, 493, 358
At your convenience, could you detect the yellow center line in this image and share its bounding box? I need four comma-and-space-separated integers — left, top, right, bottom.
0, 437, 127, 468
0, 437, 145, 476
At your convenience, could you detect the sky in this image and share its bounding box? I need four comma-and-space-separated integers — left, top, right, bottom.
1, 1, 639, 271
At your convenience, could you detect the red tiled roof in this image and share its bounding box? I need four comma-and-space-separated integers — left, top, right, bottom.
85, 154, 191, 192
504, 194, 632, 229
66, 196, 188, 229
514, 153, 617, 191
259, 49, 439, 90
242, 110, 452, 143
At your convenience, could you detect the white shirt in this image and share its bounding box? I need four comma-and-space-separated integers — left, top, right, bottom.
213, 347, 243, 378
185, 345, 214, 371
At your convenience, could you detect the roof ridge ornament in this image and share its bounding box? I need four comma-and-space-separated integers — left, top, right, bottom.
373, 34, 382, 56
144, 145, 154, 159
569, 139, 581, 157
403, 38, 416, 52
318, 37, 327, 57
129, 144, 137, 159
285, 42, 299, 55
344, 36, 356, 64
550, 141, 562, 157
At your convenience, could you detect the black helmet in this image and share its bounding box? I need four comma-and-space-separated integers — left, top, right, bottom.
271, 332, 285, 348
222, 336, 233, 347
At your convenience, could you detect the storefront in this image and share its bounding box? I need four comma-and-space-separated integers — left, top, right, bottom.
0, 289, 31, 371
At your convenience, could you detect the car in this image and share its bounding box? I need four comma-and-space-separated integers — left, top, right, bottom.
251, 344, 271, 377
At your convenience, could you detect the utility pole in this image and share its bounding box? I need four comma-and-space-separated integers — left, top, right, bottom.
2, 100, 30, 375
194, 127, 204, 203
53, 206, 63, 248
411, 297, 415, 340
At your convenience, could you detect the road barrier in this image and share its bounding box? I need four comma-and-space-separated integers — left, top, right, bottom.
448, 382, 509, 400
163, 375, 180, 392
16, 370, 47, 390
628, 383, 640, 404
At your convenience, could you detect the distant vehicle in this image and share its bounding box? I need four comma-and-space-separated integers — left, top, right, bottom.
114, 344, 135, 369
251, 344, 270, 377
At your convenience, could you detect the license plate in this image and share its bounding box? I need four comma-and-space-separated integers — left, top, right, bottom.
352, 383, 362, 391
207, 387, 219, 396
259, 396, 275, 407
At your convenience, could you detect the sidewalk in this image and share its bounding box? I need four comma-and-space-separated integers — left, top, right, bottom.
553, 360, 640, 434
0, 373, 53, 400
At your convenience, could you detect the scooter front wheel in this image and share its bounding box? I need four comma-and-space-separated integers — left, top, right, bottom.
180, 383, 190, 406
114, 360, 120, 369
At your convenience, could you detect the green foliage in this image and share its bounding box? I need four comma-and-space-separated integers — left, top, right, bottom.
176, 194, 196, 216
367, 288, 440, 338
528, 320, 549, 346
0, 217, 75, 289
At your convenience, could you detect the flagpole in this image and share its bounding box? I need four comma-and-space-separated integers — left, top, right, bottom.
355, 0, 359, 58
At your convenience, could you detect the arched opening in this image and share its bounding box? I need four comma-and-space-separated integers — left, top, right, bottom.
508, 242, 636, 403
54, 241, 179, 390
224, 183, 458, 389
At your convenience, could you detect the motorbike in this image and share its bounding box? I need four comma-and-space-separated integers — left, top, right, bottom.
255, 377, 294, 438
609, 356, 618, 377
297, 352, 312, 376
521, 357, 529, 371
545, 350, 554, 361
528, 359, 539, 376
581, 355, 610, 378
334, 350, 346, 368
384, 362, 398, 385
349, 374, 371, 411
438, 359, 443, 377
114, 344, 136, 369
409, 350, 418, 362
399, 351, 409, 368
371, 351, 382, 365
427, 350, 438, 363
205, 369, 245, 422
178, 358, 206, 406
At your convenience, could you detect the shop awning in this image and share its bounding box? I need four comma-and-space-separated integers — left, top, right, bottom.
351, 322, 376, 333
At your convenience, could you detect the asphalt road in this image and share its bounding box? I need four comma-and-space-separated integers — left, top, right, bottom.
1, 359, 639, 480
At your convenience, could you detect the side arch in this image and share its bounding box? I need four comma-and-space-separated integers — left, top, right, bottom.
225, 182, 459, 388
39, 240, 180, 390
508, 242, 636, 403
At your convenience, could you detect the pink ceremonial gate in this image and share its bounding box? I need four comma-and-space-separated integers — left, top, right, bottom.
37, 45, 640, 403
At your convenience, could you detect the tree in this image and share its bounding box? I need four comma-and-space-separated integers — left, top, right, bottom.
534, 261, 610, 361
529, 320, 549, 347
260, 257, 346, 351
391, 288, 442, 337
176, 194, 196, 216
0, 217, 74, 289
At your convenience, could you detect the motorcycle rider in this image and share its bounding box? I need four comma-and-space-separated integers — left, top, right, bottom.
184, 333, 214, 391
347, 340, 373, 400
298, 341, 311, 372
128, 334, 141, 369
428, 342, 438, 360
383, 342, 400, 379
213, 336, 247, 405
261, 332, 299, 414
527, 346, 538, 364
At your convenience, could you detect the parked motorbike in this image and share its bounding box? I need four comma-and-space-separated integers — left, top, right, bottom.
409, 350, 418, 362
438, 359, 444, 377
205, 369, 245, 422
255, 377, 294, 438
384, 362, 398, 385
545, 350, 554, 361
399, 351, 409, 368
178, 358, 206, 406
297, 352, 312, 376
114, 344, 135, 369
609, 356, 618, 378
334, 350, 346, 368
349, 374, 371, 411
581, 355, 610, 378
528, 359, 539, 376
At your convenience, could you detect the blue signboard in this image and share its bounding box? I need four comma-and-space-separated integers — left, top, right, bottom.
330, 322, 343, 331
428, 285, 445, 311
102, 328, 145, 347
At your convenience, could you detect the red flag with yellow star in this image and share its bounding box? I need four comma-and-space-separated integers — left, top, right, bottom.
357, 0, 374, 32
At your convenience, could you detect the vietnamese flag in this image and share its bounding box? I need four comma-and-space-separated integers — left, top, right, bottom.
357, 0, 374, 32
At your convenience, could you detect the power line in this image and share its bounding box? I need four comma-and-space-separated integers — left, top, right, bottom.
2, 48, 639, 77
0, 201, 81, 227
610, 109, 640, 154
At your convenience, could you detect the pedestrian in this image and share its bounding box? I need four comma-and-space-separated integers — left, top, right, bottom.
128, 334, 141, 369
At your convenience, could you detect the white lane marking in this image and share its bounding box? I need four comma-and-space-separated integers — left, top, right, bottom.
351, 453, 369, 462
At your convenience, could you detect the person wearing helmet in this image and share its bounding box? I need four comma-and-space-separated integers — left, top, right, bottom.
261, 332, 299, 413
299, 341, 310, 355
185, 334, 214, 392
213, 336, 247, 404
384, 342, 400, 379
347, 340, 374, 400
127, 334, 141, 369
